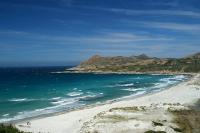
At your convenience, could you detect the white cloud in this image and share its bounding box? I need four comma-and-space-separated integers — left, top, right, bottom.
0, 30, 29, 35
109, 8, 200, 18
0, 30, 172, 45
120, 20, 200, 35
78, 6, 200, 18
141, 21, 200, 31
77, 32, 172, 44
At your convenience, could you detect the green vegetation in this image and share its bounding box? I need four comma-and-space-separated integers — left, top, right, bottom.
0, 124, 26, 133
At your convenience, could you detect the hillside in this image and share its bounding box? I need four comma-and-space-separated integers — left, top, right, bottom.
70, 53, 200, 73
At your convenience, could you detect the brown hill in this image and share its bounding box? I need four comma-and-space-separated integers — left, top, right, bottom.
71, 52, 200, 73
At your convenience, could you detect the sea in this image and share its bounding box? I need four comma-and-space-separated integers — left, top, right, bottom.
0, 66, 188, 123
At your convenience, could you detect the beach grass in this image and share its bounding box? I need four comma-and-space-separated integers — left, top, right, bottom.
171, 99, 200, 133
0, 124, 27, 133
109, 106, 140, 112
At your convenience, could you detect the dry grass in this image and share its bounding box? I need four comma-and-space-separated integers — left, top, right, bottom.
171, 100, 200, 133
109, 107, 140, 112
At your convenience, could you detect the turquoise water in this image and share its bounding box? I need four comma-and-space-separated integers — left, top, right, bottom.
0, 67, 187, 122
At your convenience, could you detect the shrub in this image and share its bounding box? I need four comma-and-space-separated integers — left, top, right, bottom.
0, 124, 26, 133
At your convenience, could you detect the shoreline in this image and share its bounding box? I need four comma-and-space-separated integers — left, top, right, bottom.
51, 69, 197, 75
7, 74, 189, 124
15, 73, 200, 133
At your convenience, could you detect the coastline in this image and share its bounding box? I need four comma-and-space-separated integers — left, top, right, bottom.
11, 74, 185, 123
15, 73, 200, 133
1, 73, 187, 123
10, 73, 188, 123
52, 69, 197, 76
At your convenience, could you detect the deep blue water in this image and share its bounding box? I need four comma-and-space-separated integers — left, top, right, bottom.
0, 67, 187, 122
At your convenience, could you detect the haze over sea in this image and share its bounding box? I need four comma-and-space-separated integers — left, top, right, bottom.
0, 67, 187, 122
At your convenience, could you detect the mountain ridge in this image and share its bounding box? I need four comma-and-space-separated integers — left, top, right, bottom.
70, 52, 200, 73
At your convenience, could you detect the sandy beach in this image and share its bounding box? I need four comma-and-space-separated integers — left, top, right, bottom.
15, 74, 200, 133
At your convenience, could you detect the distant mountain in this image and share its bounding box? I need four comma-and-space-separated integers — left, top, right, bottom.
70, 52, 200, 73
130, 54, 150, 60
185, 52, 200, 59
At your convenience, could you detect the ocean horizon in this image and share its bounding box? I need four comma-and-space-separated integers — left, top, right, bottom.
0, 66, 188, 123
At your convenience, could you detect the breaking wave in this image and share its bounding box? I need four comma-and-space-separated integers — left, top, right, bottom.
67, 91, 83, 97
8, 98, 27, 102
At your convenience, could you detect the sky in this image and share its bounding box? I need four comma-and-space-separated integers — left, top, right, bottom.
0, 0, 200, 67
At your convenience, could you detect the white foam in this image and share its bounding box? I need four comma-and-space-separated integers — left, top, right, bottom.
153, 82, 172, 89
9, 98, 27, 102
67, 91, 83, 97
113, 90, 147, 102
107, 83, 134, 88
116, 83, 134, 87
51, 97, 61, 100
51, 100, 65, 104
122, 88, 145, 92
134, 91, 146, 96
151, 75, 186, 91
78, 93, 104, 101
150, 74, 162, 75
8, 98, 38, 102
2, 114, 9, 117
72, 88, 82, 92
0, 99, 83, 123
175, 75, 185, 78
73, 88, 78, 90
35, 108, 46, 112
160, 75, 186, 83
51, 98, 78, 106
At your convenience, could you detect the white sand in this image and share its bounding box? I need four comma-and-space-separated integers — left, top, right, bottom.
16, 74, 200, 133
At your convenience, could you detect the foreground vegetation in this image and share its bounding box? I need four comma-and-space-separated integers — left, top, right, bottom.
0, 124, 26, 133
171, 100, 200, 133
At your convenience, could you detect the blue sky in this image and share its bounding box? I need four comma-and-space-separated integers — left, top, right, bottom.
0, 0, 200, 66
